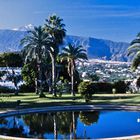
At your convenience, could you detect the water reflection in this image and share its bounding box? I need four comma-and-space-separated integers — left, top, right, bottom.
0, 111, 140, 139
79, 111, 99, 126
0, 111, 99, 139
0, 115, 27, 137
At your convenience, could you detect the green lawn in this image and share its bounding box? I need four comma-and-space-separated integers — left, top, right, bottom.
0, 93, 140, 111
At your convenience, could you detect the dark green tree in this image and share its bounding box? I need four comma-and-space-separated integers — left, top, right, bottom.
0, 52, 23, 95
61, 44, 88, 96
21, 60, 37, 92
0, 52, 23, 67
21, 26, 50, 97
44, 14, 66, 96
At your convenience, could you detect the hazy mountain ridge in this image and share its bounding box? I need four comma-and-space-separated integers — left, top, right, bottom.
64, 35, 130, 61
0, 29, 130, 61
0, 29, 27, 52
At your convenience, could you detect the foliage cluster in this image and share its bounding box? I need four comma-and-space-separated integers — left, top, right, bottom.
78, 81, 94, 102
78, 80, 128, 100
0, 52, 23, 67
0, 86, 15, 93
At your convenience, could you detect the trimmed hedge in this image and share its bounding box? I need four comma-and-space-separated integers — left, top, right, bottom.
113, 81, 128, 93
78, 80, 128, 94
93, 82, 112, 93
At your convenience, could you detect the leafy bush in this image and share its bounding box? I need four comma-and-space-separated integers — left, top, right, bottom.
89, 81, 128, 94
21, 62, 37, 87
78, 81, 94, 102
136, 77, 140, 87
0, 52, 23, 67
78, 81, 127, 94
113, 80, 128, 93
0, 86, 15, 93
19, 84, 35, 93
93, 82, 113, 93
19, 83, 49, 93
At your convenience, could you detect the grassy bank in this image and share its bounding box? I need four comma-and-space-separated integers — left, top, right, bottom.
0, 93, 140, 111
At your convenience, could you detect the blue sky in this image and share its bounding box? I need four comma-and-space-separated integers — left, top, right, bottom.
0, 0, 140, 42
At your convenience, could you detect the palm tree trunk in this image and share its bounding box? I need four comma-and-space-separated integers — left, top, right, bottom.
35, 78, 39, 94
51, 54, 56, 96
12, 69, 19, 96
71, 63, 75, 96
70, 121, 72, 139
38, 62, 44, 97
72, 112, 76, 139
53, 113, 57, 139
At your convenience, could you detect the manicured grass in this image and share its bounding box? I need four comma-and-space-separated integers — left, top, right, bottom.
0, 93, 140, 111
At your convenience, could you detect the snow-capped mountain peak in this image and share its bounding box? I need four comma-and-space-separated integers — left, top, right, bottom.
12, 24, 34, 31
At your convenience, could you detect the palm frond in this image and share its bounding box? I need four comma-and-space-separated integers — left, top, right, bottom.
131, 51, 140, 70
128, 43, 140, 56
76, 53, 88, 60
20, 26, 50, 63
130, 39, 140, 46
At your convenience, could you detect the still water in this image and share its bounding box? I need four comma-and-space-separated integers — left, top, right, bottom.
0, 110, 140, 139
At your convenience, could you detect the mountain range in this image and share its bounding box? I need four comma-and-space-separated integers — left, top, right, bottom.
0, 26, 130, 62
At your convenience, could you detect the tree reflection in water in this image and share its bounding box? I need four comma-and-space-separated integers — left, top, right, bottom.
79, 111, 99, 139
0, 111, 99, 139
79, 111, 99, 126
23, 112, 54, 138
0, 115, 25, 137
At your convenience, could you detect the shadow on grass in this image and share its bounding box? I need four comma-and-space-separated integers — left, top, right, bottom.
0, 94, 140, 110
93, 95, 138, 100
0, 100, 90, 110
45, 96, 81, 100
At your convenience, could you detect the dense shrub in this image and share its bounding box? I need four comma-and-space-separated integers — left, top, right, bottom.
19, 84, 35, 93
78, 81, 94, 102
136, 77, 140, 87
93, 82, 113, 93
19, 83, 49, 93
0, 86, 15, 93
113, 80, 128, 93
78, 81, 128, 94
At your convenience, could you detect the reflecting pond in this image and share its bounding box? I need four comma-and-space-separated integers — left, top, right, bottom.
0, 110, 140, 139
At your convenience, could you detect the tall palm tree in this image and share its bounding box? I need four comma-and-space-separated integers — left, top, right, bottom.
21, 26, 50, 97
128, 33, 140, 70
44, 14, 66, 96
61, 44, 88, 96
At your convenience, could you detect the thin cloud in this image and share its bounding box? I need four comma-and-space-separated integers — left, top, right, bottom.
33, 4, 140, 19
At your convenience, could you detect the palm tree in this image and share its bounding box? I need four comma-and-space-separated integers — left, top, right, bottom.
44, 14, 66, 96
128, 33, 140, 70
61, 44, 88, 96
21, 26, 50, 97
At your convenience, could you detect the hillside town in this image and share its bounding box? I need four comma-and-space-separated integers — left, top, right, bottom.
77, 59, 140, 92
1, 59, 140, 92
